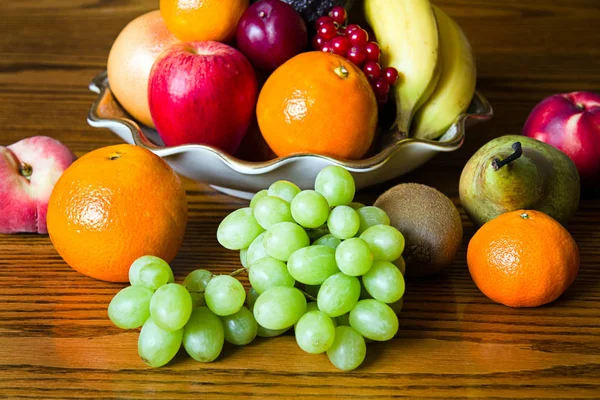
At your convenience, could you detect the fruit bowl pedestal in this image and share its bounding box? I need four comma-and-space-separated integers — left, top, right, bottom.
87, 70, 493, 199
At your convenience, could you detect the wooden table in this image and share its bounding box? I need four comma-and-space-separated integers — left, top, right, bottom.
1, 0, 599, 398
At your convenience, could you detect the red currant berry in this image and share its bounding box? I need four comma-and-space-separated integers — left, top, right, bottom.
329, 6, 347, 25
346, 46, 367, 66
318, 22, 338, 40
362, 61, 382, 81
321, 41, 335, 53
374, 79, 390, 97
331, 36, 351, 56
345, 24, 361, 37
348, 28, 369, 46
383, 67, 400, 85
316, 16, 334, 28
312, 35, 324, 50
364, 42, 381, 62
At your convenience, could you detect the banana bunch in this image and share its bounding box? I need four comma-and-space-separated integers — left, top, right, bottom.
363, 0, 477, 140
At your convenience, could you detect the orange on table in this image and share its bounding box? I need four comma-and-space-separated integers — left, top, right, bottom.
47, 144, 188, 283
256, 51, 378, 160
160, 0, 249, 42
467, 210, 579, 308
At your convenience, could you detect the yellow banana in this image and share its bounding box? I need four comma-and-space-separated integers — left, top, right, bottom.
363, 0, 440, 137
412, 6, 477, 140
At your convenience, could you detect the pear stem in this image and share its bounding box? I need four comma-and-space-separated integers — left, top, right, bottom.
492, 142, 523, 171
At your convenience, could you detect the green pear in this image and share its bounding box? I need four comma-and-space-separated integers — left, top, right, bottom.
459, 135, 580, 226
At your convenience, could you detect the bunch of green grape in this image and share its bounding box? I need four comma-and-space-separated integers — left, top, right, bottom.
108, 255, 252, 367
218, 166, 406, 371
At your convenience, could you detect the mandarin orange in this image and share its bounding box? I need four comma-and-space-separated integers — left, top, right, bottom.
47, 144, 188, 282
160, 0, 249, 42
467, 210, 579, 308
256, 51, 378, 160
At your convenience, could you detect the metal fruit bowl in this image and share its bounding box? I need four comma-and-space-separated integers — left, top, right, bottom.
87, 71, 493, 199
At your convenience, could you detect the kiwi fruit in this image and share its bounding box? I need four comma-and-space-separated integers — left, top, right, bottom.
374, 183, 463, 278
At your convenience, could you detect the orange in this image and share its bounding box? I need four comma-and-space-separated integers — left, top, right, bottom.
47, 144, 188, 282
467, 210, 579, 308
256, 51, 378, 160
160, 0, 249, 42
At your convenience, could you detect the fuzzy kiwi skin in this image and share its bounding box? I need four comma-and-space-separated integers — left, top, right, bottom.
374, 183, 463, 278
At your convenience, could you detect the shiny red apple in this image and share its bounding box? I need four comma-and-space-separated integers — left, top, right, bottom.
148, 41, 258, 155
523, 91, 600, 185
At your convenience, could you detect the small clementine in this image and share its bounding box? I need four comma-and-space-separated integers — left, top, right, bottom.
47, 144, 188, 282
467, 210, 579, 308
160, 0, 249, 42
256, 51, 378, 160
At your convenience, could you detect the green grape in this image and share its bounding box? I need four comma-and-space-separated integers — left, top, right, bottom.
253, 195, 294, 230
356, 206, 391, 234
253, 286, 307, 330
295, 311, 336, 354
129, 255, 174, 287
303, 284, 321, 298
246, 287, 260, 310
139, 264, 170, 290
183, 306, 224, 362
217, 207, 265, 250
240, 249, 248, 268
335, 238, 373, 276
268, 180, 301, 203
108, 285, 153, 329
349, 299, 398, 341
336, 313, 350, 326
204, 275, 246, 316
138, 317, 183, 368
150, 283, 193, 331
257, 324, 290, 338
360, 225, 405, 261
326, 326, 366, 371
327, 206, 360, 239
315, 166, 356, 207
349, 202, 365, 210
317, 272, 361, 317
246, 232, 268, 266
305, 301, 320, 313
313, 234, 341, 249
360, 282, 372, 299
393, 256, 406, 275
248, 256, 295, 294
221, 306, 258, 346
290, 190, 330, 229
287, 245, 339, 285
362, 260, 405, 303
388, 297, 404, 314
306, 225, 330, 242
263, 222, 310, 262
250, 189, 269, 208
183, 269, 213, 308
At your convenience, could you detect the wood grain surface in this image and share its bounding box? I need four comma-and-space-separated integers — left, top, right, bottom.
1, 0, 599, 398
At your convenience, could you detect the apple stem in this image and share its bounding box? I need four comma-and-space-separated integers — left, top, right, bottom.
492, 142, 522, 171
20, 162, 32, 179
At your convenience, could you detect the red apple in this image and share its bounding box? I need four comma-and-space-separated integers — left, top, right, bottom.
148, 41, 258, 155
0, 136, 76, 234
523, 91, 600, 185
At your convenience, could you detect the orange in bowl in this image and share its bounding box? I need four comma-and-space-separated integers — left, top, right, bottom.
47, 144, 188, 282
160, 0, 249, 42
467, 210, 579, 308
256, 51, 378, 160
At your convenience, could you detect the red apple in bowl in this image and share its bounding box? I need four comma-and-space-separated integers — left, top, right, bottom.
523, 91, 600, 185
148, 41, 258, 155
0, 136, 76, 234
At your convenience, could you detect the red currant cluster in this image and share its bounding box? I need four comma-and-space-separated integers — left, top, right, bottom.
312, 6, 399, 104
